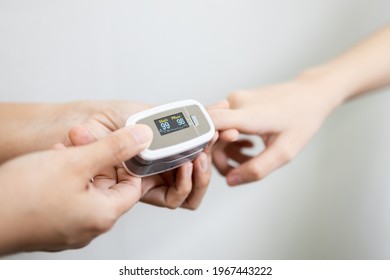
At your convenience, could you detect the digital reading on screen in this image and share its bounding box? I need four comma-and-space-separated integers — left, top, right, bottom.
154, 112, 189, 136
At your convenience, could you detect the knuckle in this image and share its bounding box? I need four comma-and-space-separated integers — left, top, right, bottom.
227, 92, 240, 106
228, 90, 247, 106
166, 201, 180, 210
246, 163, 265, 181
166, 186, 192, 209
185, 201, 199, 211
165, 197, 181, 210
194, 180, 209, 194
277, 147, 295, 164
180, 183, 192, 196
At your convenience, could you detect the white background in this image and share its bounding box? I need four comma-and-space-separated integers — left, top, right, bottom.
1, 0, 390, 259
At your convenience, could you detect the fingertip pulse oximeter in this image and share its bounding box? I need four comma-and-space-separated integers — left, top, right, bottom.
122, 99, 215, 177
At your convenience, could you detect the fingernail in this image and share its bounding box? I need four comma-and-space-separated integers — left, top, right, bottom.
128, 125, 153, 145
227, 174, 241, 186
200, 153, 208, 171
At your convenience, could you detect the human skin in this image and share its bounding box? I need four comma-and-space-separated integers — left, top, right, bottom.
209, 25, 390, 186
0, 100, 226, 210
0, 101, 148, 163
0, 125, 152, 255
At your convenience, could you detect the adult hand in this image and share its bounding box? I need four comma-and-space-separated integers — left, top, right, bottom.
0, 125, 152, 255
209, 75, 343, 186
139, 138, 216, 210
68, 101, 223, 210
66, 101, 150, 146
0, 101, 149, 163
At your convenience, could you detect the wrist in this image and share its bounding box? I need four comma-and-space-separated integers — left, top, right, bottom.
296, 63, 356, 111
0, 102, 97, 162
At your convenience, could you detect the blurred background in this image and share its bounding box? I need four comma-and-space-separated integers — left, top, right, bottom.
1, 0, 390, 259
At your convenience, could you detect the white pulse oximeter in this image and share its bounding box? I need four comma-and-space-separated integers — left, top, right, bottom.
122, 99, 215, 177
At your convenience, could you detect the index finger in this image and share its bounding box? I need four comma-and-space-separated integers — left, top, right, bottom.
207, 108, 245, 131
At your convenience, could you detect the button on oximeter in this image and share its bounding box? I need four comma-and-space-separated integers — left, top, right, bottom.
190, 115, 199, 126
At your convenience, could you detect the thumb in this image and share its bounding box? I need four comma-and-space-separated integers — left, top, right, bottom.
80, 124, 153, 174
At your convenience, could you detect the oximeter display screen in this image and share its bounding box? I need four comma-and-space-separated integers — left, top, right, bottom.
154, 112, 189, 136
